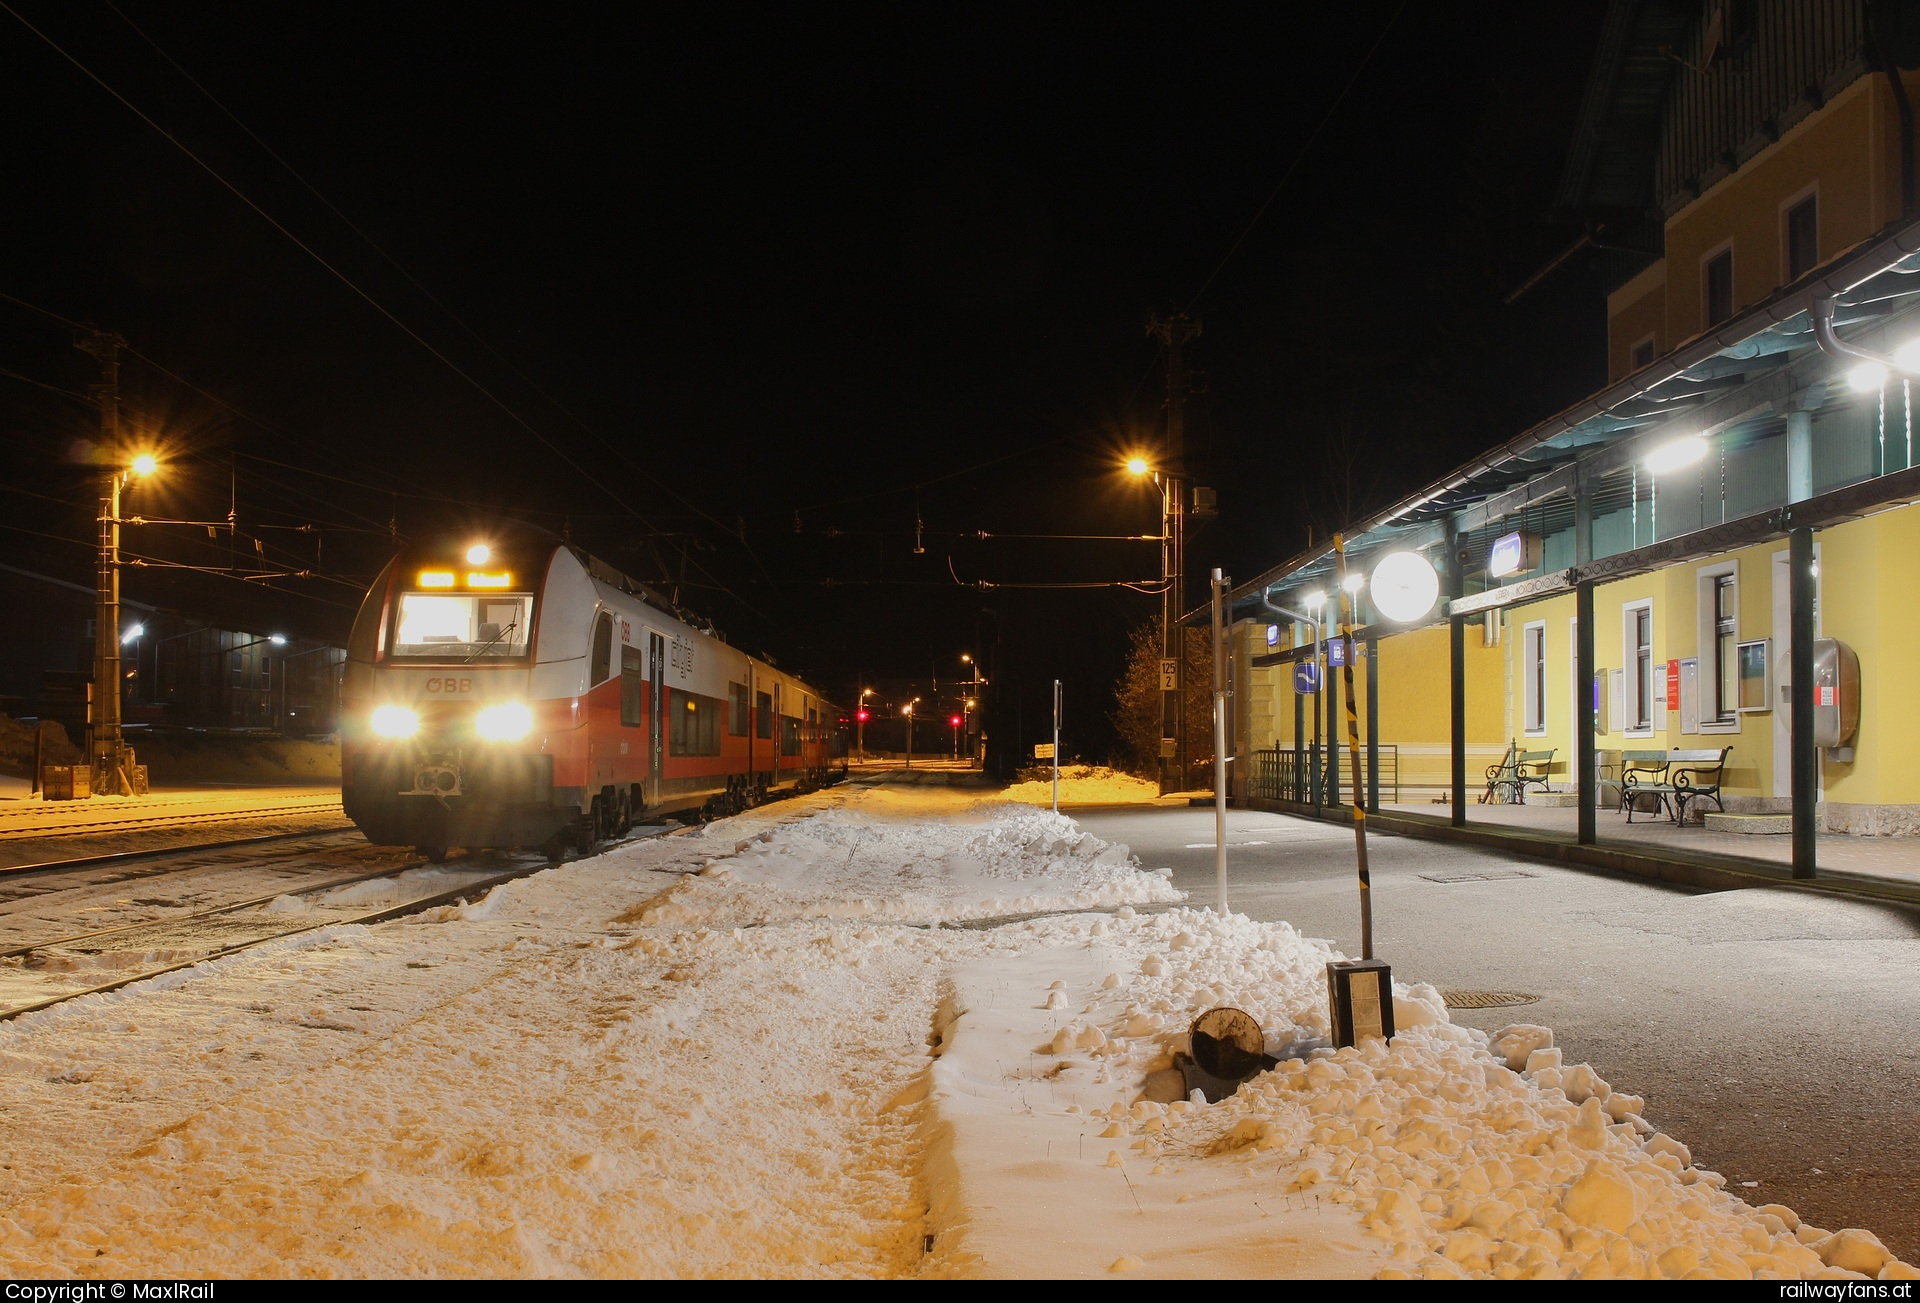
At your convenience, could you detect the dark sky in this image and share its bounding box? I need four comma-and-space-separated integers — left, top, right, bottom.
0, 1, 1613, 756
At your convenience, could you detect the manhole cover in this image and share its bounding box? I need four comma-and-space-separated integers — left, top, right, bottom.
1418, 869, 1539, 884
1441, 989, 1540, 1009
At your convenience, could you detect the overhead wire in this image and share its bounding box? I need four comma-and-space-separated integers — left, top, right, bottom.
0, 2, 671, 537
92, 1, 772, 610
1182, 0, 1410, 311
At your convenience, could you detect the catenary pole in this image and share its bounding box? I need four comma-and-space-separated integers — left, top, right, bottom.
1334, 536, 1373, 959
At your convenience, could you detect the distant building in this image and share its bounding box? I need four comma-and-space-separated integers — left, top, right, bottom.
1220, 0, 1920, 866
0, 564, 344, 736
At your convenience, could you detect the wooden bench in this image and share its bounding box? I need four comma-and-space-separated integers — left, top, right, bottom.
1621, 747, 1733, 824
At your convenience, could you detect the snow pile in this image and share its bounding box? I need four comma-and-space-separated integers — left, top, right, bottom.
623, 789, 1180, 928
0, 783, 1900, 1279
998, 765, 1160, 806
926, 904, 1915, 1280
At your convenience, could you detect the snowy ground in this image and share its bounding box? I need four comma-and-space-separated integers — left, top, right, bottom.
0, 783, 1905, 1279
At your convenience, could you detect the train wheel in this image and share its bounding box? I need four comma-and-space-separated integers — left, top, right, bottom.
415, 843, 447, 863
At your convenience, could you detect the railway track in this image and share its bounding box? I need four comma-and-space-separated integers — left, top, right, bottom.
0, 822, 682, 1021
0, 797, 347, 843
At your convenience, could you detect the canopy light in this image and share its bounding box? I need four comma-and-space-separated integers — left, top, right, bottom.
1644, 434, 1708, 474
1849, 362, 1888, 393
1302, 589, 1327, 610
418, 570, 456, 588
466, 543, 491, 565
120, 623, 145, 644
1895, 340, 1920, 374
130, 454, 159, 477
1342, 572, 1366, 594
1369, 551, 1441, 623
370, 705, 419, 738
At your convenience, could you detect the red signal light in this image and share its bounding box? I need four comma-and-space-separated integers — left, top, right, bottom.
949, 715, 962, 727
856, 709, 869, 722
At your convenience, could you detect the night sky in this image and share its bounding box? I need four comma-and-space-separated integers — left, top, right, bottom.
0, 2, 1613, 758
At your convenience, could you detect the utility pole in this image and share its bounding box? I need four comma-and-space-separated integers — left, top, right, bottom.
1147, 312, 1201, 794
78, 329, 132, 797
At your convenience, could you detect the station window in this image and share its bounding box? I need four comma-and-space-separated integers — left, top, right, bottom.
756, 690, 774, 739
1522, 622, 1547, 735
669, 691, 724, 756
1625, 601, 1654, 732
1713, 575, 1738, 723
1703, 247, 1734, 328
621, 646, 645, 727
729, 682, 750, 736
1786, 193, 1818, 282
1631, 336, 1655, 370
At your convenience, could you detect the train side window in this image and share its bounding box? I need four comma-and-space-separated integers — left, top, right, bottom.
807, 708, 817, 742
756, 690, 773, 739
621, 647, 644, 726
590, 613, 614, 685
669, 691, 724, 756
781, 715, 802, 756
729, 682, 750, 736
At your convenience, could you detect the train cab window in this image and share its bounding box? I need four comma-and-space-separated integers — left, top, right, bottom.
591, 613, 614, 685
729, 682, 750, 736
621, 647, 645, 726
780, 715, 802, 756
670, 691, 724, 756
756, 690, 773, 739
392, 592, 531, 659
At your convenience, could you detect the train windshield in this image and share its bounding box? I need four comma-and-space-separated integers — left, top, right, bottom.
391, 592, 533, 660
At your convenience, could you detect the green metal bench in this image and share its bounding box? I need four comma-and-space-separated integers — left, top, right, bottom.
1480, 741, 1520, 805
1621, 747, 1732, 824
1512, 748, 1557, 803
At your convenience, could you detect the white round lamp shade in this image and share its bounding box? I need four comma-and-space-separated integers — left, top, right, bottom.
1369, 551, 1440, 623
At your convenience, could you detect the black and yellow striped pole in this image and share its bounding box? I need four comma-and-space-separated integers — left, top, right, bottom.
1333, 533, 1373, 961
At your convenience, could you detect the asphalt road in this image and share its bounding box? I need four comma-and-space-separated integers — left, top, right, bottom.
1072, 802, 1920, 1262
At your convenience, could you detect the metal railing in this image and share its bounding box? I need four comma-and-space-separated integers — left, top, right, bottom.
1250, 744, 1400, 808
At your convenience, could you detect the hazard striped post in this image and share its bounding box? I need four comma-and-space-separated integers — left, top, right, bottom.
1334, 534, 1373, 961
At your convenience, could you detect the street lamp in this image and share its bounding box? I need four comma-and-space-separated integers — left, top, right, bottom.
92, 451, 159, 795
856, 687, 874, 761
903, 697, 920, 768
1126, 456, 1189, 791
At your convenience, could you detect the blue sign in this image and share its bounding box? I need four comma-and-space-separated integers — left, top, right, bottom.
1293, 661, 1320, 693
1327, 637, 1348, 668
1265, 623, 1280, 647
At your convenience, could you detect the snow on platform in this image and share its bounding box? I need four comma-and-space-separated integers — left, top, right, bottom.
0, 782, 1901, 1279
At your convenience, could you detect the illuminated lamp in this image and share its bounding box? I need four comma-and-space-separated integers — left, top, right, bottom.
474, 701, 533, 741
1126, 456, 1150, 476
370, 705, 419, 738
466, 544, 491, 565
418, 570, 456, 588
466, 571, 513, 588
1368, 552, 1440, 624
1342, 571, 1365, 594
130, 453, 159, 477
1894, 340, 1920, 374
1644, 434, 1708, 475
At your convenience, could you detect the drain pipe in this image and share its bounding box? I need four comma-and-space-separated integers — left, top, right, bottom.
1810, 296, 1896, 369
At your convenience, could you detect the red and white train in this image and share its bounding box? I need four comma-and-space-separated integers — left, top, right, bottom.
342, 526, 845, 858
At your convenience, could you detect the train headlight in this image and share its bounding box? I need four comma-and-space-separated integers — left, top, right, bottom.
474, 701, 534, 741
370, 705, 419, 738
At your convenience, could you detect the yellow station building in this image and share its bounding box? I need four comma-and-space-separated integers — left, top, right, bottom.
1220, 1, 1920, 876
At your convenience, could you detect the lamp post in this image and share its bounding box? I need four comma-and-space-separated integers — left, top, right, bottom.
92, 451, 159, 795
1127, 456, 1189, 794
903, 698, 919, 768
959, 654, 987, 768
856, 687, 873, 762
